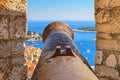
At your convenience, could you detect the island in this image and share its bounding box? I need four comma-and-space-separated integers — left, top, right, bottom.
25, 31, 42, 41
73, 27, 96, 32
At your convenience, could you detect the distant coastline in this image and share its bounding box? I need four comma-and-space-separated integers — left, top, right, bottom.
25, 27, 96, 42
73, 27, 96, 32
25, 31, 42, 41
25, 27, 96, 41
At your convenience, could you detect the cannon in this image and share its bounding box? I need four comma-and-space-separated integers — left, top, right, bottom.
31, 22, 98, 80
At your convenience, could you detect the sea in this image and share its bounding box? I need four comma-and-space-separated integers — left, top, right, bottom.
25, 20, 96, 66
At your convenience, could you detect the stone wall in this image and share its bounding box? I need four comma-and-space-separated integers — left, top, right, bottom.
0, 0, 27, 80
95, 0, 120, 80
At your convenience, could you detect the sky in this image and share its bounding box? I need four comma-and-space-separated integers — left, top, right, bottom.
27, 0, 94, 21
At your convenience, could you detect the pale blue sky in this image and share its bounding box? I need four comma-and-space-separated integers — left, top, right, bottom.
28, 0, 94, 21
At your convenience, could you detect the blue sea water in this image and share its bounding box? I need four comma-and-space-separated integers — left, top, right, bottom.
25, 20, 96, 66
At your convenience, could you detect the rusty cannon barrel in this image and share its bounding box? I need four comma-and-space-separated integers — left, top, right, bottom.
31, 22, 98, 80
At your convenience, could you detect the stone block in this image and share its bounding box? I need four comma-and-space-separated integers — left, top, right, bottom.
97, 33, 112, 39
0, 8, 25, 16
117, 54, 120, 64
95, 8, 109, 23
95, 50, 103, 65
0, 0, 27, 80
0, 15, 26, 39
96, 39, 120, 51
11, 57, 26, 65
0, 57, 27, 80
9, 16, 26, 39
111, 34, 120, 40
0, 71, 3, 80
109, 0, 120, 8
12, 42, 24, 55
7, 65, 27, 80
105, 54, 117, 68
0, 16, 9, 39
0, 0, 26, 13
98, 77, 108, 80
0, 59, 3, 68
0, 0, 27, 40
95, 0, 111, 8
102, 50, 120, 55
0, 15, 27, 40
96, 23, 120, 33
0, 40, 24, 58
95, 7, 120, 25
95, 0, 120, 8
0, 41, 11, 58
0, 16, 9, 28
109, 6, 120, 26
0, 28, 9, 39
95, 65, 119, 79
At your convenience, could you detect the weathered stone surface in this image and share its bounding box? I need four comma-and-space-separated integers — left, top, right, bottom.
11, 57, 26, 65
109, 6, 120, 26
0, 0, 27, 80
0, 0, 27, 40
95, 65, 119, 79
0, 71, 3, 80
0, 8, 26, 16
0, 40, 24, 58
98, 77, 108, 80
7, 65, 27, 80
118, 54, 120, 64
0, 28, 9, 39
95, 50, 103, 64
11, 42, 24, 55
95, 0, 120, 8
0, 59, 3, 68
112, 34, 120, 40
9, 16, 26, 39
0, 41, 12, 58
0, 0, 26, 13
97, 39, 120, 51
99, 77, 120, 80
109, 0, 120, 7
102, 50, 120, 55
96, 23, 120, 33
0, 16, 9, 28
106, 54, 117, 68
95, 0, 111, 8
0, 58, 27, 80
0, 16, 9, 39
95, 8, 109, 23
95, 0, 120, 79
0, 16, 26, 39
97, 33, 112, 39
95, 6, 120, 25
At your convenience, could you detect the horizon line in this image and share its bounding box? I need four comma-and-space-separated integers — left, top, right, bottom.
28, 20, 95, 21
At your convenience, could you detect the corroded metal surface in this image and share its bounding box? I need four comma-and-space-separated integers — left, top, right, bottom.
42, 22, 74, 42
31, 22, 98, 80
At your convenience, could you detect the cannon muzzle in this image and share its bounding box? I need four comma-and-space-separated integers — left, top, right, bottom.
31, 22, 98, 80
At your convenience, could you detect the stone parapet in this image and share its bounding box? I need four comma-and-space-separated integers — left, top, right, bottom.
0, 0, 27, 40
0, 0, 27, 80
95, 0, 120, 80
